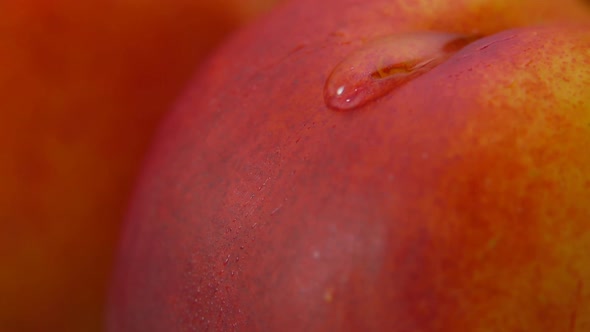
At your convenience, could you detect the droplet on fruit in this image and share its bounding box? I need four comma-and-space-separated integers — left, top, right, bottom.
324, 32, 479, 111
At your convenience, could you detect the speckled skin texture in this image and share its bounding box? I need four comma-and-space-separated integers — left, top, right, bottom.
108, 0, 590, 330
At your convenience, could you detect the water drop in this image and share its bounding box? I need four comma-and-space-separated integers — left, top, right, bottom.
324, 32, 479, 111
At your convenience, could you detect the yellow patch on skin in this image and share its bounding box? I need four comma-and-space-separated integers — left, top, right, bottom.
396, 0, 590, 35
426, 25, 590, 331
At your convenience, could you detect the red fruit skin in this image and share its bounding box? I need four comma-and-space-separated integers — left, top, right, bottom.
107, 0, 590, 331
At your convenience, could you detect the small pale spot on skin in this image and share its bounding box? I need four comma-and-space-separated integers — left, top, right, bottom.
324, 287, 334, 303
312, 250, 321, 259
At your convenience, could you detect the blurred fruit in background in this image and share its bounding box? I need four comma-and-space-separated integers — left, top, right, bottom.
0, 0, 281, 331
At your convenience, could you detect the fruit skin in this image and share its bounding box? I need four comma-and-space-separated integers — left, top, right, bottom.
0, 1, 280, 331
108, 0, 590, 331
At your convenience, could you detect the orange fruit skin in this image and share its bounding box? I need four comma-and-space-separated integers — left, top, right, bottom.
0, 0, 281, 331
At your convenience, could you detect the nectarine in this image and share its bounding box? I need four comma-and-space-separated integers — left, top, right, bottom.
108, 0, 590, 331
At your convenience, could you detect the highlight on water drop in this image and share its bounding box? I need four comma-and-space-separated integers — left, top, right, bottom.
324, 32, 480, 111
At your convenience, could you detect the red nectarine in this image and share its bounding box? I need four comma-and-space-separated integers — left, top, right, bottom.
108, 0, 590, 331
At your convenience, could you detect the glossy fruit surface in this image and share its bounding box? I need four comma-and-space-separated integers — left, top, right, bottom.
108, 0, 590, 331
